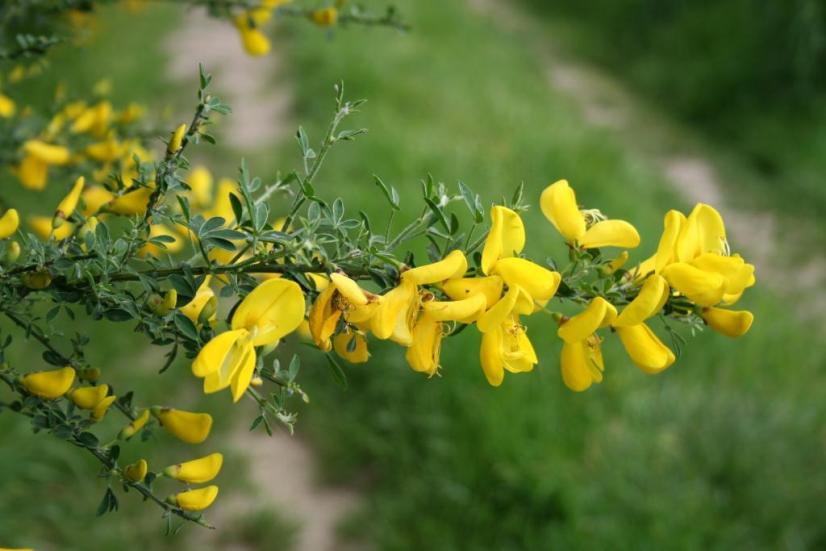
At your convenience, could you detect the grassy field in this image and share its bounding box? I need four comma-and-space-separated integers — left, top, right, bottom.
265, 1, 826, 549
517, 0, 826, 243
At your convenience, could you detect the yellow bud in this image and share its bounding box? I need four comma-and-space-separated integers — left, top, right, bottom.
91, 395, 117, 422
168, 485, 219, 512
0, 93, 16, 118
21, 367, 75, 399
0, 208, 20, 239
311, 6, 338, 26
163, 452, 223, 483
250, 375, 264, 387
69, 384, 109, 409
152, 407, 213, 444
53, 176, 86, 227
198, 296, 218, 326
167, 123, 187, 154
79, 367, 101, 382
119, 408, 150, 440
163, 289, 178, 312
124, 459, 148, 483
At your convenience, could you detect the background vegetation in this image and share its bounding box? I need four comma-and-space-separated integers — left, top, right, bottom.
1, 1, 824, 550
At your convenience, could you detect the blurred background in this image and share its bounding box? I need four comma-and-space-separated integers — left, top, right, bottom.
2, 0, 826, 549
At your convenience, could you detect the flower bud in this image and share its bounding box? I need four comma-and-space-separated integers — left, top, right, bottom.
151, 406, 213, 444
250, 376, 263, 388
69, 384, 109, 409
21, 367, 75, 399
167, 485, 219, 511
167, 123, 186, 155
53, 176, 85, 228
197, 296, 217, 326
118, 408, 150, 440
163, 452, 223, 484
91, 395, 117, 422
311, 6, 338, 26
124, 459, 148, 483
22, 270, 52, 290
79, 367, 101, 382
0, 208, 20, 239
4, 241, 20, 264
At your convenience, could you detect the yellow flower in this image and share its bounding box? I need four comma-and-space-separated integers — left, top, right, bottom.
91, 395, 117, 422
489, 257, 561, 307
21, 367, 76, 399
124, 459, 148, 483
81, 185, 114, 216
613, 274, 669, 327
167, 123, 187, 154
119, 102, 145, 124
661, 262, 726, 307
119, 408, 150, 440
479, 314, 537, 387
675, 203, 727, 262
311, 6, 338, 26
481, 205, 525, 274
560, 336, 605, 392
615, 323, 675, 374
234, 13, 271, 56
0, 208, 20, 239
0, 93, 16, 118
163, 452, 223, 483
168, 485, 219, 512
370, 279, 419, 345
187, 166, 213, 209
400, 250, 467, 285
309, 273, 378, 350
689, 253, 755, 305
193, 279, 305, 401
540, 180, 640, 249
333, 329, 370, 363
16, 140, 72, 190
441, 275, 504, 307
180, 277, 217, 326
701, 306, 754, 338
53, 176, 85, 227
421, 292, 487, 324
152, 407, 213, 444
557, 297, 616, 391
203, 178, 239, 222
230, 278, 306, 346
84, 139, 127, 162
69, 384, 109, 409
28, 215, 74, 240
404, 313, 443, 376
104, 186, 153, 215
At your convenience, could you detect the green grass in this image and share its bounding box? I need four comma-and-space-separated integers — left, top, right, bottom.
256, 1, 826, 549
516, 0, 826, 244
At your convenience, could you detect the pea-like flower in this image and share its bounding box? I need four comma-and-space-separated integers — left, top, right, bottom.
53, 176, 85, 228
21, 367, 75, 399
163, 452, 223, 484
69, 384, 109, 409
124, 459, 148, 483
0, 208, 20, 239
168, 485, 219, 512
557, 297, 617, 391
152, 407, 213, 444
192, 278, 305, 402
541, 180, 640, 249
119, 408, 151, 441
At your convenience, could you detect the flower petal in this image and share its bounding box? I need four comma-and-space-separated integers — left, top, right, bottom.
481, 206, 525, 274
490, 257, 561, 305
654, 210, 686, 272
661, 262, 726, 307
701, 307, 754, 338
614, 274, 669, 327
540, 179, 585, 244
580, 220, 641, 249
441, 275, 504, 307
479, 327, 505, 387
231, 278, 305, 346
558, 297, 616, 343
404, 314, 442, 375
422, 292, 487, 323
402, 250, 467, 285
616, 323, 676, 374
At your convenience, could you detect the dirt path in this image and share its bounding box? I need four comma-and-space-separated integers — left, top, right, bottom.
468, 0, 826, 313
164, 10, 360, 551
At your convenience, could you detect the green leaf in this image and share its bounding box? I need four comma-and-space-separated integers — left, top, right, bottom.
173, 313, 199, 341
374, 175, 400, 210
